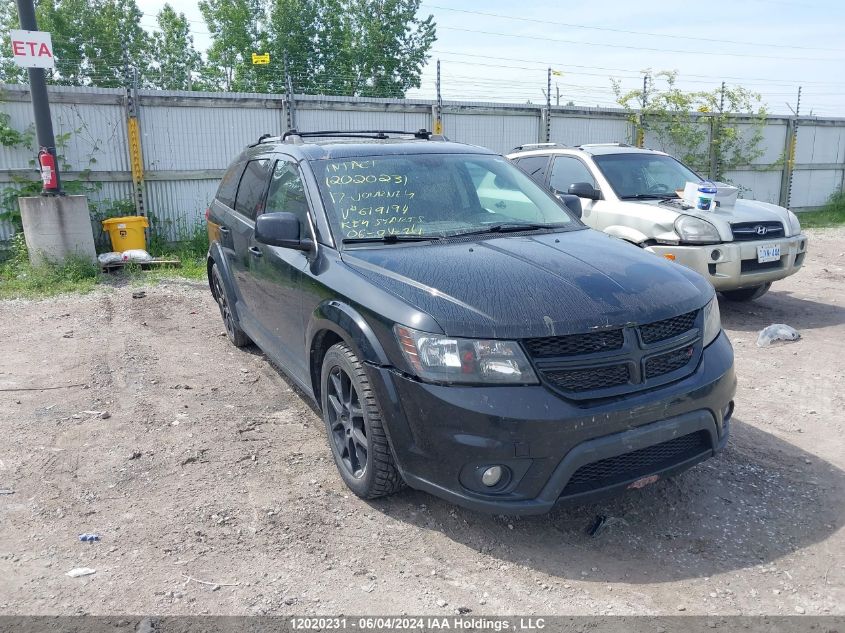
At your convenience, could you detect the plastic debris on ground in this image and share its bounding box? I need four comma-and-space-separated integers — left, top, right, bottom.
121, 249, 153, 263
78, 533, 100, 543
66, 567, 96, 578
97, 252, 122, 265
757, 324, 801, 347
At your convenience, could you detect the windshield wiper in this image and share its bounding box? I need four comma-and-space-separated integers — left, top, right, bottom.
620, 193, 679, 200
445, 222, 566, 239
341, 234, 438, 245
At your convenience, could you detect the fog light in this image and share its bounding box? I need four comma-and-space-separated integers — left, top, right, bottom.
711, 249, 721, 261
481, 466, 503, 487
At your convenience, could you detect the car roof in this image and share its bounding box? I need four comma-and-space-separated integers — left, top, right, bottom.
287, 139, 497, 160
509, 144, 667, 158
239, 131, 498, 161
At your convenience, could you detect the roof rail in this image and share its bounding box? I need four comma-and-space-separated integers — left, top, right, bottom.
280, 129, 447, 143
510, 142, 568, 153
577, 142, 635, 149
248, 133, 281, 147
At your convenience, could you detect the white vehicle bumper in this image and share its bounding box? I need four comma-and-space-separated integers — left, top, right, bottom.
645, 234, 808, 291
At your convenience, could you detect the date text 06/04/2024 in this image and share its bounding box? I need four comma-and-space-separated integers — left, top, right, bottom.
289, 616, 547, 631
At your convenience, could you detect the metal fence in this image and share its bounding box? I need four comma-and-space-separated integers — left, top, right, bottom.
1, 84, 844, 243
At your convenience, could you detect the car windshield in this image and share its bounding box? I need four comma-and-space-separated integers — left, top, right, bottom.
310, 153, 581, 243
592, 153, 702, 199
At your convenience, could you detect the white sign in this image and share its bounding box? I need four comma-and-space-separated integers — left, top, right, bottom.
10, 30, 55, 69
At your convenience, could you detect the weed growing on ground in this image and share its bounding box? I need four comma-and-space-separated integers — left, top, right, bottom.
798, 192, 845, 228
0, 234, 101, 299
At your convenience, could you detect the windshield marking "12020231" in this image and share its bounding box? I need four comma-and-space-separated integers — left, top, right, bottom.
312, 154, 576, 242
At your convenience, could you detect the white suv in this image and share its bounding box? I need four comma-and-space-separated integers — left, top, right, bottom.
507, 143, 807, 301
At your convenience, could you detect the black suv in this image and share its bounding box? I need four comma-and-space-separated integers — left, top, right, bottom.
206, 130, 736, 515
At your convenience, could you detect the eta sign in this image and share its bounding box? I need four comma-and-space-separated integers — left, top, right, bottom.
10, 30, 55, 69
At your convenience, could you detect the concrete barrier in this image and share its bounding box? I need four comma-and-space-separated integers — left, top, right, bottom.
18, 195, 97, 266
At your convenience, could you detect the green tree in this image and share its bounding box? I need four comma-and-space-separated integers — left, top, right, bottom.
199, 0, 267, 92
264, 0, 319, 93
152, 4, 202, 90
201, 0, 436, 97
613, 70, 767, 178
347, 0, 435, 98
0, 0, 152, 88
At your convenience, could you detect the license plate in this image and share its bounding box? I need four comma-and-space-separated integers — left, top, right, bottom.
757, 244, 780, 263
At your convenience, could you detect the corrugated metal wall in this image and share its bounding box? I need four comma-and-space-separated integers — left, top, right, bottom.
1, 84, 844, 244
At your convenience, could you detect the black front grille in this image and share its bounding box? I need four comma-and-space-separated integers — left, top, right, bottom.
544, 364, 630, 392
524, 329, 624, 357
645, 346, 694, 378
639, 310, 697, 344
741, 258, 783, 273
731, 221, 784, 241
560, 431, 711, 496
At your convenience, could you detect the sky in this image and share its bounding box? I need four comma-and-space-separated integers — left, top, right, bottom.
136, 0, 845, 117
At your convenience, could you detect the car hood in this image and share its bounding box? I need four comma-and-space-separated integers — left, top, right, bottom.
623, 197, 796, 241
341, 229, 712, 339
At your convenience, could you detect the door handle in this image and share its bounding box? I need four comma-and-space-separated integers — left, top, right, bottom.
248, 246, 263, 257
218, 225, 230, 234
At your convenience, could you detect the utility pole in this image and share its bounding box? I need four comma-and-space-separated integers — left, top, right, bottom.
709, 81, 726, 181
283, 51, 296, 131
637, 74, 648, 148
787, 86, 802, 208
545, 67, 551, 142
15, 0, 61, 194
556, 83, 560, 107
433, 59, 443, 135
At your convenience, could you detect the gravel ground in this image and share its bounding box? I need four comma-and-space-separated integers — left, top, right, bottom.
0, 228, 843, 616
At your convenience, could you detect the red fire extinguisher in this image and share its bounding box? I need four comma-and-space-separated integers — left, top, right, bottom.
38, 147, 59, 192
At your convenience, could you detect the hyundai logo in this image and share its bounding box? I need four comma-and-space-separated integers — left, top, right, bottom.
755, 225, 768, 235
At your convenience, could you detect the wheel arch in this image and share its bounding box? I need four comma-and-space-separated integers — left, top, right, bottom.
306, 300, 391, 406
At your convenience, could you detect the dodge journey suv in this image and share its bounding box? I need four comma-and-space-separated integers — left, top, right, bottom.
206, 130, 736, 515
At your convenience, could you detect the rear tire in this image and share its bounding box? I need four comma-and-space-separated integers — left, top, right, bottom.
210, 263, 250, 347
320, 342, 404, 499
721, 282, 771, 302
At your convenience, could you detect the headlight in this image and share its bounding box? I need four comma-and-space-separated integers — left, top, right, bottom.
702, 296, 721, 347
395, 326, 539, 385
675, 215, 721, 243
787, 210, 802, 236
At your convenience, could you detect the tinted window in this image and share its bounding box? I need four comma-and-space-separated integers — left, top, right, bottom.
216, 161, 246, 208
514, 155, 549, 183
265, 161, 310, 232
549, 156, 596, 193
234, 159, 272, 220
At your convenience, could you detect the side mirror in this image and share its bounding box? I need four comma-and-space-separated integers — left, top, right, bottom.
567, 182, 601, 200
255, 212, 313, 251
556, 193, 583, 218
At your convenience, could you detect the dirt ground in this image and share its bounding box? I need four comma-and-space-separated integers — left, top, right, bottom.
0, 228, 843, 617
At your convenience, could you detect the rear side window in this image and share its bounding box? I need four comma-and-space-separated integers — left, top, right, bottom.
234, 159, 272, 220
265, 160, 310, 230
549, 156, 596, 193
514, 155, 549, 183
216, 161, 246, 208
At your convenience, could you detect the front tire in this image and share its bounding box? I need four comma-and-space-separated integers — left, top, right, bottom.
320, 342, 404, 499
721, 282, 771, 302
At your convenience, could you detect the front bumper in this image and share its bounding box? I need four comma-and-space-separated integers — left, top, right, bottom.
366, 331, 736, 515
646, 234, 807, 291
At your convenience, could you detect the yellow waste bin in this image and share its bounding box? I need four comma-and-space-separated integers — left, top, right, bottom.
102, 216, 148, 252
